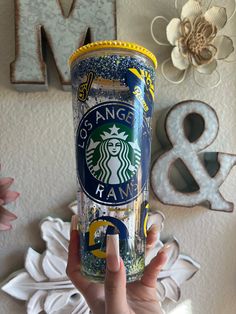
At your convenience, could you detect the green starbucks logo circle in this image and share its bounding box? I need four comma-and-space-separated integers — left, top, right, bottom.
86, 124, 141, 185
76, 101, 151, 206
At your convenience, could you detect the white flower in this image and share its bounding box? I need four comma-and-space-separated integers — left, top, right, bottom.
151, 0, 235, 86
1, 217, 90, 314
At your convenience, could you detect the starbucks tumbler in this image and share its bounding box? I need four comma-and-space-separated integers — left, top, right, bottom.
69, 40, 157, 282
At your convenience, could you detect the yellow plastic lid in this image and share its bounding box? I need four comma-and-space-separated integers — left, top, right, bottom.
69, 40, 157, 69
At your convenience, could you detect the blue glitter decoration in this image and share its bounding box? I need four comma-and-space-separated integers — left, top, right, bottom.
71, 55, 155, 84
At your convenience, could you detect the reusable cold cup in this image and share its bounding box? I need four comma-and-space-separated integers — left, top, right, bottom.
69, 40, 157, 282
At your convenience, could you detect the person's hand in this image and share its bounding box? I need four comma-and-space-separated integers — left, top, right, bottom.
67, 215, 168, 314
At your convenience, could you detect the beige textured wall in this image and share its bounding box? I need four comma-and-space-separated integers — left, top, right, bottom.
1, 0, 236, 313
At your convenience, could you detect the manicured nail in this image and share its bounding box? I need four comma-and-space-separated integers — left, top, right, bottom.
106, 234, 120, 272
70, 215, 78, 233
3, 211, 17, 220
0, 223, 12, 231
0, 177, 14, 189
148, 224, 159, 233
159, 243, 172, 255
1, 191, 20, 204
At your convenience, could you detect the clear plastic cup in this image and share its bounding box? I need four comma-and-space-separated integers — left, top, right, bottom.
69, 40, 157, 282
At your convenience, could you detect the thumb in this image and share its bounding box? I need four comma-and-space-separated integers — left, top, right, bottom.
105, 235, 129, 314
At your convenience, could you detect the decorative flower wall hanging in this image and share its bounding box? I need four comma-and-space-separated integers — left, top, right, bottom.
0, 165, 19, 231
1, 202, 200, 313
151, 0, 235, 87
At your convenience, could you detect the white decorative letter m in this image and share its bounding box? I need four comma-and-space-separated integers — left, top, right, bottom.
11, 0, 116, 91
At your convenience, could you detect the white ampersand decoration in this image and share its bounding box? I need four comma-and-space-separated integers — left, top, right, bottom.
151, 100, 236, 212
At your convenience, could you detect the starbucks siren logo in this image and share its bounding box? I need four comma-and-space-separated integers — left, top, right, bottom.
86, 124, 141, 184
76, 101, 151, 206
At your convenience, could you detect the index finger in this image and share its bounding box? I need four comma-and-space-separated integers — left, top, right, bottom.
67, 215, 105, 314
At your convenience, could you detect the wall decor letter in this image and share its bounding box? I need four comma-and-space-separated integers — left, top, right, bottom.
151, 100, 236, 212
11, 0, 116, 91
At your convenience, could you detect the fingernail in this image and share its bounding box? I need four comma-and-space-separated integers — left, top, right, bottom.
148, 224, 158, 233
0, 223, 12, 231
159, 243, 172, 255
70, 215, 78, 233
5, 212, 17, 220
2, 191, 20, 204
106, 234, 120, 272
